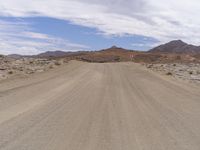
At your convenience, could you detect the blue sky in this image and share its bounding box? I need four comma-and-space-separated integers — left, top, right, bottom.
0, 16, 158, 55
0, 0, 199, 55
31, 17, 159, 50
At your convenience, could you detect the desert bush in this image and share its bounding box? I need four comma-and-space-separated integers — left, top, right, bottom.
147, 64, 153, 68
166, 72, 172, 76
63, 59, 68, 63
54, 61, 62, 66
49, 64, 54, 69
189, 71, 193, 75
29, 60, 34, 64
8, 70, 14, 74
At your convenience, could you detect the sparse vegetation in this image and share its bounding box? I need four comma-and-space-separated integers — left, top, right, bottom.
189, 71, 193, 75
166, 72, 173, 76
8, 70, 14, 74
0, 57, 67, 81
147, 64, 153, 68
49, 64, 54, 69
29, 60, 34, 64
146, 63, 200, 83
54, 61, 62, 66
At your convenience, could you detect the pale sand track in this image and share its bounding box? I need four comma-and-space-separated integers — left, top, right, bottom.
0, 61, 200, 150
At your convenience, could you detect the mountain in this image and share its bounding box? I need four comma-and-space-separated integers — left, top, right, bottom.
149, 40, 200, 54
37, 51, 73, 58
7, 54, 24, 59
101, 46, 132, 52
77, 46, 139, 63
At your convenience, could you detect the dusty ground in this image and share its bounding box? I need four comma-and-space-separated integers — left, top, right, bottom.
146, 63, 200, 84
0, 61, 200, 150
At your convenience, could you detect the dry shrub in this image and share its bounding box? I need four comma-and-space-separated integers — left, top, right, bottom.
8, 70, 14, 74
166, 72, 172, 76
49, 64, 54, 69
189, 71, 193, 75
54, 61, 62, 66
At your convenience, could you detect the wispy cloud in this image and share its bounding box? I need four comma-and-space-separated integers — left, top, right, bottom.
0, 19, 89, 55
22, 32, 50, 39
0, 0, 199, 46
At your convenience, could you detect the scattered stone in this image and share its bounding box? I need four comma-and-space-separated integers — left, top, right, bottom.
146, 63, 200, 84
0, 57, 66, 81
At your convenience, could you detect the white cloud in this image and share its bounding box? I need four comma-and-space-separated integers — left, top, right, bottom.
0, 20, 89, 55
131, 42, 157, 48
0, 0, 199, 53
22, 32, 50, 40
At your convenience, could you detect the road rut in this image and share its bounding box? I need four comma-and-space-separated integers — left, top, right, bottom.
0, 61, 200, 150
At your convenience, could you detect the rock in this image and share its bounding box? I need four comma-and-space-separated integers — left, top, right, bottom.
0, 57, 65, 81
146, 63, 200, 84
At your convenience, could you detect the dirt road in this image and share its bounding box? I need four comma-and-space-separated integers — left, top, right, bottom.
0, 61, 200, 150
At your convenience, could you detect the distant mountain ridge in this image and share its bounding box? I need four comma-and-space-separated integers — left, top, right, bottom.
7, 54, 24, 59
3, 40, 200, 63
101, 46, 132, 52
149, 40, 200, 54
37, 51, 72, 58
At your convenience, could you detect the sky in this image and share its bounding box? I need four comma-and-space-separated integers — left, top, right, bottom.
0, 0, 199, 55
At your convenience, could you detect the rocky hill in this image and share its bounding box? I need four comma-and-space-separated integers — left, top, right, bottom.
3, 41, 200, 64
77, 46, 138, 63
37, 51, 72, 58
149, 40, 200, 54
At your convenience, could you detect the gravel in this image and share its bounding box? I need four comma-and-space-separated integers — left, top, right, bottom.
145, 63, 200, 84
0, 56, 66, 80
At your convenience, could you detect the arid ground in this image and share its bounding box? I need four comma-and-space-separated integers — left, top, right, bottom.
0, 61, 200, 150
